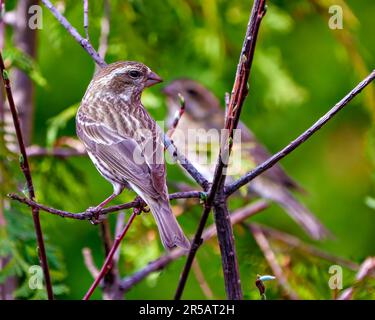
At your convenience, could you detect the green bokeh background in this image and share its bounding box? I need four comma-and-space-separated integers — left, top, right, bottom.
1, 0, 375, 299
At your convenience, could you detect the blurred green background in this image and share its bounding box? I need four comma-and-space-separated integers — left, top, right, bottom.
1, 0, 374, 300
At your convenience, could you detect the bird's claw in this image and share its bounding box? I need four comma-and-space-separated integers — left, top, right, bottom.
134, 196, 149, 215
86, 206, 103, 224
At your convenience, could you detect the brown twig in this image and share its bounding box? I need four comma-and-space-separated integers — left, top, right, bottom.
83, 210, 138, 300
83, 0, 89, 41
120, 200, 269, 292
26, 145, 86, 157
174, 0, 267, 300
8, 190, 202, 220
192, 258, 214, 299
0, 52, 54, 299
167, 93, 186, 138
248, 223, 299, 300
338, 257, 375, 300
256, 223, 359, 271
225, 69, 375, 195
82, 247, 99, 278
98, 0, 110, 61
41, 0, 106, 68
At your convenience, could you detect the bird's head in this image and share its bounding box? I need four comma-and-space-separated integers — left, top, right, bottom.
91, 61, 162, 99
162, 79, 221, 121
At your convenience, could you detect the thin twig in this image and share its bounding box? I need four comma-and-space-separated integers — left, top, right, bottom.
256, 223, 359, 271
26, 145, 86, 157
82, 247, 99, 278
98, 0, 110, 60
192, 258, 214, 299
225, 69, 375, 195
8, 190, 202, 220
41, 0, 106, 67
248, 223, 299, 300
174, 0, 267, 300
167, 93, 186, 138
338, 257, 375, 300
83, 210, 138, 300
0, 52, 54, 299
120, 200, 269, 292
83, 0, 89, 41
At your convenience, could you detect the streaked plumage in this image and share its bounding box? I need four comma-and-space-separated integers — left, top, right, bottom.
76, 61, 190, 250
163, 79, 329, 240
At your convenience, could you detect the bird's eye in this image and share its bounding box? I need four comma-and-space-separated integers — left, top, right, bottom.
129, 70, 142, 78
187, 88, 198, 96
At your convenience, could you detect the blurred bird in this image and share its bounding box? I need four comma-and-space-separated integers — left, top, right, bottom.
163, 79, 328, 240
76, 62, 190, 250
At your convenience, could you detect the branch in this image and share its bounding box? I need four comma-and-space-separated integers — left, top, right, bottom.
254, 223, 359, 271
174, 0, 267, 300
338, 257, 375, 300
83, 0, 89, 41
83, 210, 138, 300
8, 190, 203, 220
119, 200, 269, 292
97, 0, 110, 61
0, 52, 54, 299
167, 93, 186, 138
248, 223, 299, 300
82, 247, 99, 278
41, 0, 106, 67
226, 69, 375, 195
26, 145, 86, 157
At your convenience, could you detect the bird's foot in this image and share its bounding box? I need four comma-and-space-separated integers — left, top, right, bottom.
86, 206, 103, 224
134, 196, 149, 215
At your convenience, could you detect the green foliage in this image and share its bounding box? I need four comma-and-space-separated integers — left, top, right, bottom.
1, 0, 375, 300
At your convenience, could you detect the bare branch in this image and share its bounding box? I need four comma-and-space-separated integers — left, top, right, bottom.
175, 0, 267, 300
82, 247, 99, 278
41, 0, 106, 68
98, 0, 110, 61
226, 69, 375, 195
192, 258, 214, 299
256, 223, 360, 271
338, 257, 375, 300
8, 190, 203, 220
0, 52, 54, 299
83, 210, 138, 300
167, 93, 186, 138
248, 224, 299, 300
120, 200, 269, 292
83, 0, 89, 41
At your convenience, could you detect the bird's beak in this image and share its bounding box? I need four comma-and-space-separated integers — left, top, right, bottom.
145, 71, 163, 87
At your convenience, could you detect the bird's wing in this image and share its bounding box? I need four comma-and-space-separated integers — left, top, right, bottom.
77, 115, 163, 199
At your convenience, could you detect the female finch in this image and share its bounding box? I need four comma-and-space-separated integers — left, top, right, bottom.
76, 61, 190, 250
163, 79, 328, 240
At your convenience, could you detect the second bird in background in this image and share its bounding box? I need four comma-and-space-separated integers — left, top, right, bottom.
163, 79, 329, 240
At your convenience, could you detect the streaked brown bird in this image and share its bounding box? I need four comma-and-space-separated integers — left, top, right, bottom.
163, 79, 328, 240
76, 61, 190, 250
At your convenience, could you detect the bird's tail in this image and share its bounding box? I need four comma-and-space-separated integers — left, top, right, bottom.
147, 198, 191, 250
250, 179, 330, 240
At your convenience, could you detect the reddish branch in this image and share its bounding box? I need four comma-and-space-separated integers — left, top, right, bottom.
0, 53, 54, 299
83, 210, 138, 300
174, 0, 267, 300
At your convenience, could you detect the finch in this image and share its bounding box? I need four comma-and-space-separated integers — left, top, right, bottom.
163, 79, 328, 240
76, 61, 190, 250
